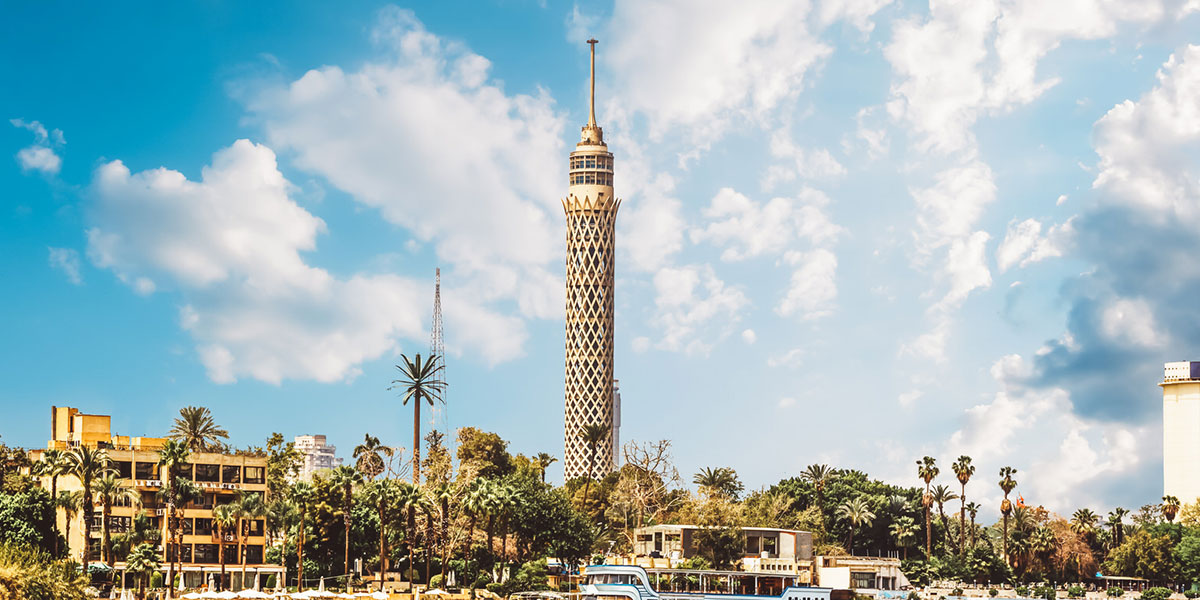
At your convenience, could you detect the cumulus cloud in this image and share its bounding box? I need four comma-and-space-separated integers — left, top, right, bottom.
244, 7, 565, 315
763, 129, 846, 189
741, 329, 757, 344
48, 247, 82, 285
776, 249, 839, 320
649, 264, 748, 354
996, 217, 1074, 272
691, 187, 841, 262
10, 118, 64, 175
87, 139, 523, 384
766, 348, 805, 369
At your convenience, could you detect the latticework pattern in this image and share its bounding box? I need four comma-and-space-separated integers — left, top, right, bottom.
562, 142, 619, 481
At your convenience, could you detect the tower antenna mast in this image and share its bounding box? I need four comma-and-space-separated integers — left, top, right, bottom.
430, 268, 448, 443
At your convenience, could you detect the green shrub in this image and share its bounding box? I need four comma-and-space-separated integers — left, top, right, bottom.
1140, 588, 1172, 600
952, 589, 964, 597
1033, 585, 1055, 600
908, 592, 921, 600
150, 571, 163, 589
429, 574, 446, 589
265, 574, 276, 589
0, 543, 89, 600
1184, 591, 1199, 599
1017, 587, 1032, 598
1068, 586, 1084, 598
1108, 589, 1125, 598
474, 574, 492, 589
486, 583, 503, 594
991, 590, 1000, 598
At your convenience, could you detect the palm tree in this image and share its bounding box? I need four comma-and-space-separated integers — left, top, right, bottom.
1107, 507, 1129, 548
999, 466, 1017, 563
95, 472, 134, 566
389, 354, 446, 486
68, 445, 112, 572
353, 434, 393, 481
496, 482, 520, 581
364, 479, 395, 590
396, 481, 425, 582
168, 406, 229, 452
965, 501, 980, 548
916, 456, 938, 557
1071, 508, 1099, 535
951, 455, 974, 556
234, 492, 266, 590
1029, 526, 1055, 569
213, 504, 237, 591
889, 515, 918, 559
157, 438, 190, 597
836, 496, 876, 554
291, 482, 315, 591
432, 482, 454, 583
1163, 495, 1181, 522
462, 479, 490, 589
693, 467, 740, 499
534, 453, 557, 483
931, 484, 958, 541
39, 449, 70, 556
58, 490, 82, 562
802, 464, 835, 522
126, 542, 161, 600
330, 465, 363, 581
578, 423, 609, 510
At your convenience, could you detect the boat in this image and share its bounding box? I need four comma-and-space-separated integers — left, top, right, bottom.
579, 564, 851, 600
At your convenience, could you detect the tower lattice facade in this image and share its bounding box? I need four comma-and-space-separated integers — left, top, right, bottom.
563, 39, 619, 481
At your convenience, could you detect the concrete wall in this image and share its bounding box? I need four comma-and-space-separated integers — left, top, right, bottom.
1164, 381, 1200, 502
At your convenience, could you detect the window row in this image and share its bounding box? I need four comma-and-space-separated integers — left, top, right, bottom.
117, 461, 265, 484
569, 155, 613, 170
570, 172, 614, 186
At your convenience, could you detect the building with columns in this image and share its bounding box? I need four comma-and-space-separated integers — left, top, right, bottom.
563, 38, 619, 480
1163, 361, 1200, 501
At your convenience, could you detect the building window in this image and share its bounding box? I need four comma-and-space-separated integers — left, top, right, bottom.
763, 536, 778, 556
115, 461, 132, 479
194, 464, 219, 482
194, 543, 219, 564
179, 518, 193, 536
194, 518, 213, 536
242, 519, 265, 537
222, 465, 241, 484
244, 466, 265, 484
223, 544, 238, 565
176, 463, 194, 480
134, 462, 157, 480
244, 545, 264, 564
179, 544, 192, 564
851, 572, 874, 589
746, 535, 761, 555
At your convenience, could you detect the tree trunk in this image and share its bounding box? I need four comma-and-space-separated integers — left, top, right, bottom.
240, 518, 248, 591
166, 503, 175, 599
1002, 514, 1009, 565
378, 503, 387, 591
344, 498, 352, 583
51, 475, 59, 556
413, 400, 421, 486
103, 501, 112, 566
923, 485, 931, 558
959, 483, 966, 556
219, 524, 227, 591
82, 490, 93, 573
297, 509, 305, 592
440, 499, 449, 584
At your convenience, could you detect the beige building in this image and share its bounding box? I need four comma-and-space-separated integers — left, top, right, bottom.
563, 38, 620, 480
34, 406, 284, 589
293, 434, 342, 481
1162, 361, 1200, 502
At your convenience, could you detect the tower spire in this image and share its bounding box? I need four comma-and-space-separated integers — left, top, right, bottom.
587, 38, 598, 128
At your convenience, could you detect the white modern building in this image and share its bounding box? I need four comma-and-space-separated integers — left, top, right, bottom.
293, 434, 342, 481
1163, 361, 1200, 502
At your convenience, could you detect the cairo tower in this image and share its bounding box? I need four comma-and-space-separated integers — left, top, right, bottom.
562, 39, 618, 481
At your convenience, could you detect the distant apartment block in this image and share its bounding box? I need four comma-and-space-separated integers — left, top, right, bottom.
293, 434, 342, 481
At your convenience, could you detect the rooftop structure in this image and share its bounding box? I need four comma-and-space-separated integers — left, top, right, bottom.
563, 38, 620, 481
1162, 361, 1200, 501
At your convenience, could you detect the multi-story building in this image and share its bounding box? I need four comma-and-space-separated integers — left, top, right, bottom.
563, 38, 620, 481
1162, 361, 1200, 501
292, 434, 342, 481
33, 406, 284, 589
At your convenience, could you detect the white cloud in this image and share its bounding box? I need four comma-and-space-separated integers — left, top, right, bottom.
566, 4, 600, 43
901, 317, 951, 363
1100, 297, 1165, 348
1093, 44, 1200, 217
897, 389, 923, 408
10, 118, 64, 175
246, 8, 565, 305
938, 231, 992, 309
47, 247, 82, 285
766, 348, 805, 369
763, 129, 847, 189
87, 139, 523, 384
913, 161, 996, 253
778, 397, 797, 409
620, 171, 686, 273
996, 217, 1074, 272
817, 0, 893, 32
650, 264, 748, 354
741, 329, 757, 344
776, 248, 839, 320
692, 187, 842, 262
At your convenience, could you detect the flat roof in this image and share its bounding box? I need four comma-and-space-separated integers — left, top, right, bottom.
636, 524, 810, 535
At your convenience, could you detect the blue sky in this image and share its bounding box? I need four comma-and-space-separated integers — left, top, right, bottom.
3, 0, 1200, 516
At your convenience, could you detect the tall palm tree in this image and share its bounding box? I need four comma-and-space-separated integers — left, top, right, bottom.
693, 467, 740, 499
916, 456, 939, 557
58, 490, 83, 562
578, 423, 609, 510
95, 472, 134, 566
157, 439, 190, 597
396, 481, 425, 582
68, 445, 112, 572
1071, 508, 1099, 535
126, 542, 161, 600
291, 482, 315, 591
168, 406, 229, 452
1029, 526, 1055, 569
364, 479, 395, 591
330, 465, 363, 581
999, 466, 1018, 563
496, 482, 520, 581
432, 482, 454, 583
39, 449, 70, 556
353, 434, 393, 481
965, 501, 980, 548
213, 504, 237, 591
234, 492, 266, 590
1107, 507, 1129, 548
462, 479, 490, 589
389, 354, 446, 486
1163, 495, 1181, 522
951, 455, 974, 556
802, 464, 835, 520
931, 484, 958, 542
890, 516, 918, 559
836, 496, 876, 554
534, 453, 557, 483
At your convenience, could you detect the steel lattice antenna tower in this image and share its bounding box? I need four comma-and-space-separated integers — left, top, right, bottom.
429, 268, 448, 441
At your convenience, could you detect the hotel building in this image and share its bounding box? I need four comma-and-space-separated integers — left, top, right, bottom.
33, 406, 284, 589
293, 434, 342, 481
